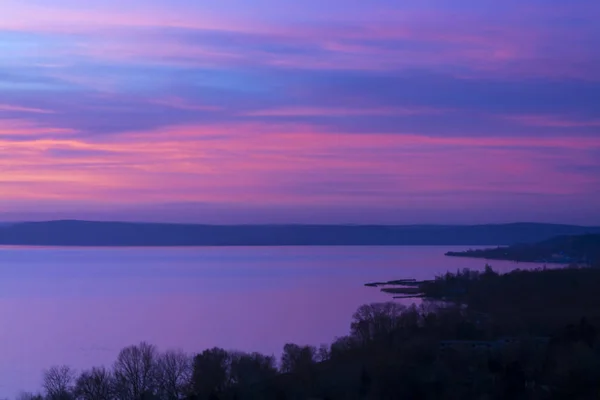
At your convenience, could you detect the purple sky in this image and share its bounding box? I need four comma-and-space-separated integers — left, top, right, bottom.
1, 0, 599, 224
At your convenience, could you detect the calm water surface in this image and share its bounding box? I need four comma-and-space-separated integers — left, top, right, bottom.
0, 246, 553, 396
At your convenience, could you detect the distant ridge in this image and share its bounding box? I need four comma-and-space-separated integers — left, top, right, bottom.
0, 220, 599, 246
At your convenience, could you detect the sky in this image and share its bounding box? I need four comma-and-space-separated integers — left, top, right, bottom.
0, 0, 599, 224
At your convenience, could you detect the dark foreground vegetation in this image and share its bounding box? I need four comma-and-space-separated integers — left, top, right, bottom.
377, 264, 600, 332
20, 265, 600, 400
445, 233, 600, 264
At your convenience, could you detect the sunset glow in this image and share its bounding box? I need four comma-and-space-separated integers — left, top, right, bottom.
1, 0, 599, 223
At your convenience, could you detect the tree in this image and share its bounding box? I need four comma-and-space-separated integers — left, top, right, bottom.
75, 367, 114, 400
316, 344, 330, 362
155, 350, 192, 400
43, 365, 75, 400
192, 348, 231, 399
482, 264, 498, 279
113, 342, 158, 400
330, 336, 358, 359
230, 352, 277, 387
280, 344, 316, 374
350, 302, 405, 343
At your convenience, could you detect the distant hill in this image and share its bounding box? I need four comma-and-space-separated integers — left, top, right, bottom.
0, 220, 599, 246
446, 234, 600, 264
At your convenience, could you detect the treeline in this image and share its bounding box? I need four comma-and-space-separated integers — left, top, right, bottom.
419, 265, 600, 334
445, 233, 600, 264
20, 297, 600, 400
378, 264, 600, 335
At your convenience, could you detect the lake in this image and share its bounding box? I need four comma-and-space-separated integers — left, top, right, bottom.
0, 245, 554, 397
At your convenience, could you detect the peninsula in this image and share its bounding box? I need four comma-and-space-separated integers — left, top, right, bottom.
445, 234, 600, 264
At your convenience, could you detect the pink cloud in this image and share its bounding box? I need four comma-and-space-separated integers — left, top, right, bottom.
1, 121, 598, 211
3, 2, 593, 79
0, 119, 76, 136
0, 3, 252, 34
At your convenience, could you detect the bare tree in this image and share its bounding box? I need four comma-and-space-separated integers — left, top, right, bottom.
43, 365, 75, 400
75, 367, 114, 400
113, 342, 158, 400
155, 350, 192, 400
350, 302, 406, 343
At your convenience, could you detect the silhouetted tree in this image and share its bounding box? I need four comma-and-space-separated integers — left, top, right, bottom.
113, 342, 158, 400
350, 302, 405, 343
482, 264, 498, 279
329, 336, 358, 360
231, 352, 276, 385
75, 367, 114, 400
192, 348, 231, 399
316, 344, 330, 362
280, 344, 316, 374
155, 350, 192, 400
43, 365, 75, 400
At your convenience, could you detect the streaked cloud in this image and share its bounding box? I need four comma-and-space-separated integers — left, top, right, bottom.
242, 106, 448, 117
0, 104, 54, 114
0, 0, 598, 223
